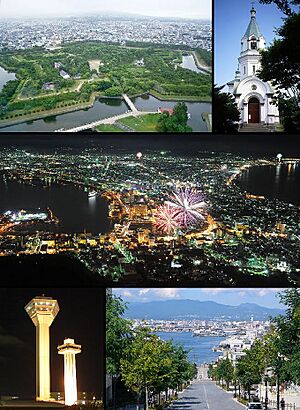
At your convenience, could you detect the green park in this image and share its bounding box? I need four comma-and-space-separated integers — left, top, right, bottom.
0, 41, 211, 131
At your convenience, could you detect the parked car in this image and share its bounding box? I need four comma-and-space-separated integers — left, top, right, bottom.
246, 403, 264, 410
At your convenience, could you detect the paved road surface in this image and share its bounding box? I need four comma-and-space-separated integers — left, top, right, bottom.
168, 380, 245, 410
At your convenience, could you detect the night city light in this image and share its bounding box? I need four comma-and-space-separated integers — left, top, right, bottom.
0, 145, 299, 285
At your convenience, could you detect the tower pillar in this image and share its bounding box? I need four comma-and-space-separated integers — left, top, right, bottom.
25, 296, 59, 401
58, 338, 81, 406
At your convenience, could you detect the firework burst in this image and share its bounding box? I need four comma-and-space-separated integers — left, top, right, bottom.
154, 204, 180, 234
165, 188, 206, 228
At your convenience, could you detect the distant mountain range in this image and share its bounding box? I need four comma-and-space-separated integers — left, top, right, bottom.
124, 300, 284, 321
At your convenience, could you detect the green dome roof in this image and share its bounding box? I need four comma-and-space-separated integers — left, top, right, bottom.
244, 7, 262, 38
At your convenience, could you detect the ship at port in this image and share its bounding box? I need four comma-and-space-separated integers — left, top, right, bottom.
88, 190, 98, 198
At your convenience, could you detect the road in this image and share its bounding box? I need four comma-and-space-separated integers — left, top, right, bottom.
168, 380, 245, 410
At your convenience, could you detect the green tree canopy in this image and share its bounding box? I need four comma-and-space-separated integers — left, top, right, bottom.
272, 289, 300, 384
120, 327, 176, 409
106, 293, 133, 376
120, 327, 196, 409
213, 85, 240, 133
156, 102, 193, 132
218, 357, 235, 389
259, 0, 300, 15
258, 11, 300, 131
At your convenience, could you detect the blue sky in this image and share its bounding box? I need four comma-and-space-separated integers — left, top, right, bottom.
113, 288, 286, 309
215, 0, 285, 86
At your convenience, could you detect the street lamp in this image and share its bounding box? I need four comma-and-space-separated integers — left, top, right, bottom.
276, 353, 287, 410
264, 367, 273, 410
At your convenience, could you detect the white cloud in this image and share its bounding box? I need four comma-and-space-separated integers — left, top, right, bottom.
139, 288, 150, 296
202, 288, 231, 295
250, 288, 285, 297
154, 288, 181, 299
122, 290, 133, 298
201, 288, 284, 298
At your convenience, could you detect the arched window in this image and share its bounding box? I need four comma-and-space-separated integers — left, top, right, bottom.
251, 41, 257, 49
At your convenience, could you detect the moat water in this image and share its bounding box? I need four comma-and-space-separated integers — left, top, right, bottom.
0, 66, 16, 92
0, 177, 111, 234
0, 95, 211, 132
237, 163, 300, 206
181, 54, 207, 74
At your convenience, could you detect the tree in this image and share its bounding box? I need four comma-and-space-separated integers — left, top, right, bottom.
120, 327, 176, 410
120, 327, 196, 410
272, 289, 300, 384
106, 294, 132, 375
236, 339, 272, 400
173, 102, 189, 125
106, 294, 133, 409
259, 0, 300, 16
208, 363, 214, 379
213, 85, 240, 133
156, 102, 193, 132
165, 343, 197, 393
258, 11, 300, 131
218, 357, 234, 390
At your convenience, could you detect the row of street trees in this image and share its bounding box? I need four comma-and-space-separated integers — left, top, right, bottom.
208, 289, 300, 409
106, 294, 197, 410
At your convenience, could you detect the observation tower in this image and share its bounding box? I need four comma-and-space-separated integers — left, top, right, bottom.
25, 296, 59, 401
58, 338, 81, 406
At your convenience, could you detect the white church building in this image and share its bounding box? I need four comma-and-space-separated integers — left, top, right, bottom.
227, 5, 280, 127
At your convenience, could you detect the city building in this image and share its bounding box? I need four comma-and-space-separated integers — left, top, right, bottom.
227, 6, 279, 127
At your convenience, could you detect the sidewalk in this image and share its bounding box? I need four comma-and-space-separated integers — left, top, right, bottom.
260, 385, 300, 410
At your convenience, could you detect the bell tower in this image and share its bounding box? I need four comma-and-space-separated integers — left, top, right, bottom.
226, 2, 280, 127
239, 3, 267, 80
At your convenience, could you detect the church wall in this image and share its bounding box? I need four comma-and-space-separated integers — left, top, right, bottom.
226, 6, 281, 127
239, 55, 261, 79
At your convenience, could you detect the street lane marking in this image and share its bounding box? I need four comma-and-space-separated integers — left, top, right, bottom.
203, 384, 210, 409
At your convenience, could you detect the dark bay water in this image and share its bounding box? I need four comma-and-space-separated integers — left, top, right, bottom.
0, 177, 111, 234
0, 95, 210, 132
0, 66, 16, 91
157, 331, 224, 365
237, 163, 300, 206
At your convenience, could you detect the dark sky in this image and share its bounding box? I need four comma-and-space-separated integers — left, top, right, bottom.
0, 288, 105, 399
1, 134, 300, 157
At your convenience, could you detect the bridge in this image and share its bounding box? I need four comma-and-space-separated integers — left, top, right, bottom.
122, 93, 139, 113
61, 110, 156, 133
56, 94, 152, 132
